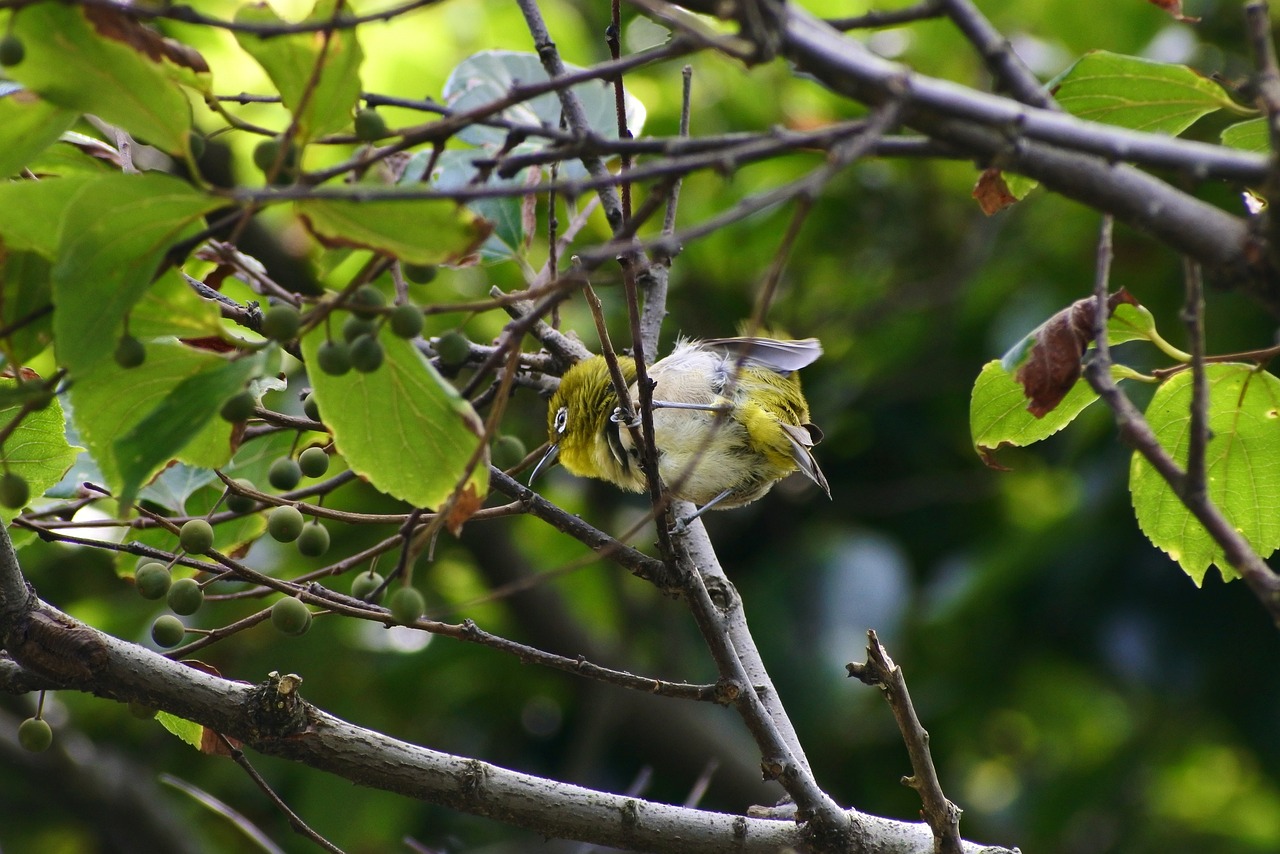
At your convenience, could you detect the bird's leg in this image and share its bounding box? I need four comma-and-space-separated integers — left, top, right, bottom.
610, 406, 641, 428
650, 400, 733, 414
671, 489, 733, 535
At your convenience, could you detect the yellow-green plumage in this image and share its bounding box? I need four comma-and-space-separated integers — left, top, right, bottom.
544, 337, 829, 509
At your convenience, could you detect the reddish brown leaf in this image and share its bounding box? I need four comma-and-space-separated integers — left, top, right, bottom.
1146, 0, 1201, 23
445, 482, 484, 536
973, 168, 1017, 215
85, 8, 210, 73
1015, 289, 1138, 417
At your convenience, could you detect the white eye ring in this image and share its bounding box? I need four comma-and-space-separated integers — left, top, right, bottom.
553, 407, 568, 435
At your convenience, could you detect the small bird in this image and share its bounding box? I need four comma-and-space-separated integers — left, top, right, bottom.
534, 337, 829, 517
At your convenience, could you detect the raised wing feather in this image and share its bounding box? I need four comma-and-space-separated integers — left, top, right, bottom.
701, 337, 823, 373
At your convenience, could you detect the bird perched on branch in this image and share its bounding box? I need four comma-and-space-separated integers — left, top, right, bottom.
534, 337, 829, 519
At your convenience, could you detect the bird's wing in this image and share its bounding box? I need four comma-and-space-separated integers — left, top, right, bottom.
701, 337, 823, 373
779, 421, 831, 498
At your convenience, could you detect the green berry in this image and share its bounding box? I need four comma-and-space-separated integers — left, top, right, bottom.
351, 571, 385, 602
434, 330, 471, 368
271, 596, 312, 636
296, 522, 330, 557
354, 107, 389, 141
298, 446, 329, 478
135, 562, 172, 600
167, 577, 204, 615
402, 263, 437, 285
151, 615, 186, 648
114, 335, 146, 369
268, 505, 305, 542
350, 334, 384, 373
268, 457, 302, 491
262, 304, 301, 342
179, 519, 214, 555
0, 34, 26, 68
302, 393, 321, 422
389, 304, 424, 339
342, 315, 377, 343
188, 132, 206, 160
492, 435, 527, 470
253, 136, 297, 174
316, 339, 351, 376
389, 586, 425, 624
0, 472, 29, 509
349, 284, 387, 320
219, 390, 256, 423
225, 479, 257, 514
18, 717, 52, 752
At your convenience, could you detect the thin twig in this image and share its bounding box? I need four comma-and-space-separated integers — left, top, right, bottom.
826, 0, 943, 30
1182, 259, 1208, 502
937, 0, 1057, 109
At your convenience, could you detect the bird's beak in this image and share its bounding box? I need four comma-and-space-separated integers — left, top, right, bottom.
528, 442, 559, 484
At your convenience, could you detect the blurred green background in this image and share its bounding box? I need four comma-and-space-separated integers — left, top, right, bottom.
4, 0, 1280, 852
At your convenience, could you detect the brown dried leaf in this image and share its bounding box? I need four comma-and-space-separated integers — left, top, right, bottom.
972, 168, 1017, 215
1015, 290, 1138, 417
85, 8, 210, 73
1146, 0, 1201, 23
445, 482, 484, 536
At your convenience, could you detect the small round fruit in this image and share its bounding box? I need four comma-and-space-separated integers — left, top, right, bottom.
188, 132, 206, 160
492, 435, 527, 470
0, 472, 29, 509
434, 330, 471, 368
389, 304, 424, 339
219, 390, 256, 423
18, 717, 51, 753
179, 519, 214, 555
402, 263, 437, 285
353, 107, 389, 141
302, 393, 321, 422
351, 571, 385, 602
262, 304, 301, 341
349, 284, 386, 320
350, 334, 384, 373
0, 34, 25, 67
268, 457, 302, 491
296, 522, 330, 557
151, 615, 186, 647
167, 577, 204, 615
114, 335, 146, 369
135, 562, 172, 600
225, 479, 257, 514
267, 505, 305, 542
342, 315, 376, 343
389, 586, 425, 624
298, 446, 329, 478
271, 596, 312, 636
253, 136, 297, 174
316, 339, 351, 376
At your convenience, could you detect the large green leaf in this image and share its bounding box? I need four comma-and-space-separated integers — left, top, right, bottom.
113, 353, 264, 511
0, 378, 81, 523
301, 327, 488, 510
6, 5, 196, 153
68, 342, 246, 501
0, 85, 76, 179
130, 269, 224, 342
971, 360, 1103, 465
295, 195, 492, 265
1221, 118, 1269, 153
1131, 364, 1280, 585
233, 0, 363, 140
1053, 51, 1243, 135
0, 251, 53, 364
51, 173, 222, 375
0, 175, 96, 257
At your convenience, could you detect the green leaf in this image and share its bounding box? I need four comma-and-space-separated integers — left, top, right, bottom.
0, 175, 96, 257
1131, 364, 1280, 585
1053, 51, 1243, 135
300, 327, 488, 509
0, 378, 81, 523
971, 360, 1106, 465
296, 195, 493, 265
113, 353, 264, 511
7, 5, 195, 153
0, 86, 77, 179
69, 343, 244, 498
443, 51, 647, 158
51, 173, 222, 375
0, 250, 53, 364
130, 269, 224, 342
234, 0, 363, 140
427, 150, 530, 261
155, 712, 203, 750
1221, 117, 1269, 153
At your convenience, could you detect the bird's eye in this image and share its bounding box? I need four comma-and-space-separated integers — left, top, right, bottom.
553, 407, 568, 435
